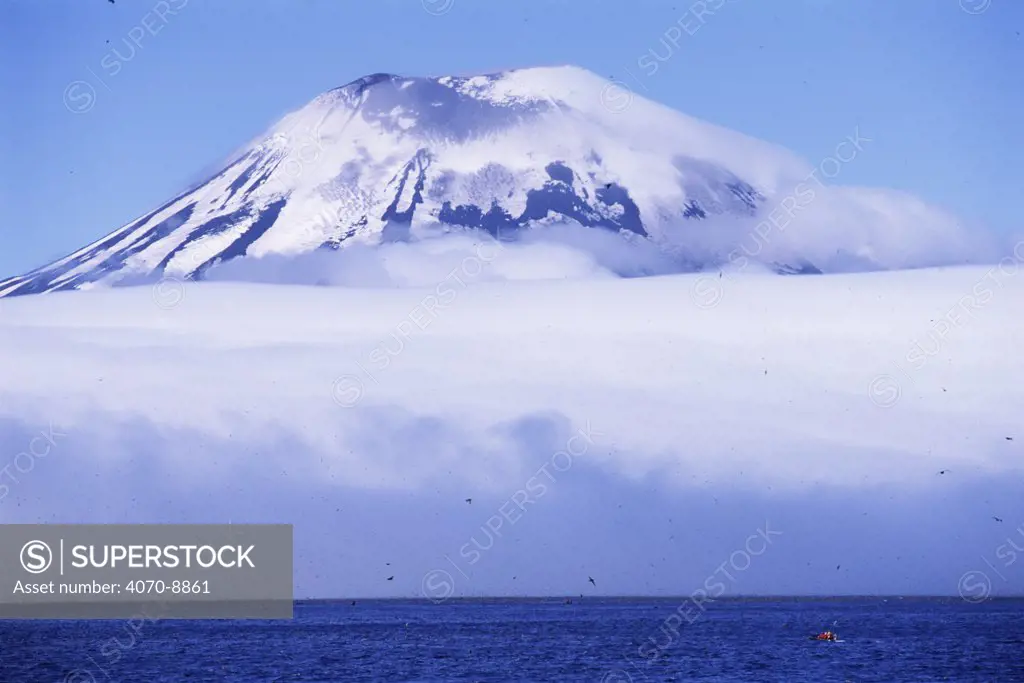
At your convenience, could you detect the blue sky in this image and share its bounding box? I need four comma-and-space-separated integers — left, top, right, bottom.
1, 0, 1021, 278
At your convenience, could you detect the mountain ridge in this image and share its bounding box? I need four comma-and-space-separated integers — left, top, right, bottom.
0, 65, 974, 297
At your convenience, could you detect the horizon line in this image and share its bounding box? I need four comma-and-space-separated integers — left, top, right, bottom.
293, 594, 1024, 602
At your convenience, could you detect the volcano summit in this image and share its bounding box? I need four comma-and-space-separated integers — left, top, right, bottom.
0, 66, 975, 297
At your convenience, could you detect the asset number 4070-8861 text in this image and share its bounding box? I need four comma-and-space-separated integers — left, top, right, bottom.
125, 580, 210, 594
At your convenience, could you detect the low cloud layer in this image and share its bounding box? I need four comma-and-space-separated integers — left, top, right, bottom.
204, 223, 684, 287
203, 187, 1008, 290
1, 267, 1022, 595
3, 406, 1021, 599
661, 185, 1004, 273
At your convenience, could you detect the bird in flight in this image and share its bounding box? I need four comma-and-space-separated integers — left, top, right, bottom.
465, 498, 472, 504
386, 576, 394, 581
588, 576, 596, 586
993, 516, 1004, 523
937, 469, 950, 475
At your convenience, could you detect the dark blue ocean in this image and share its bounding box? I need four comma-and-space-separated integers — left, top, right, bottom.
2, 598, 1022, 682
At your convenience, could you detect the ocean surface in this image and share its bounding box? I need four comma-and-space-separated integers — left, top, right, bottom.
2, 598, 1022, 682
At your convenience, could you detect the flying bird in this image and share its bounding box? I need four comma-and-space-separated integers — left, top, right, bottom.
386, 576, 394, 581
465, 498, 472, 504
937, 469, 949, 475
588, 576, 596, 586
1006, 437, 1014, 441
993, 516, 1004, 523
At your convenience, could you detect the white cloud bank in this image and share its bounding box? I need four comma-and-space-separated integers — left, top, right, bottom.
3, 265, 1022, 490
1, 266, 1022, 596
199, 212, 1012, 296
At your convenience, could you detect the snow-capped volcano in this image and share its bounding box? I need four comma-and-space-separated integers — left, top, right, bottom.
0, 66, 978, 297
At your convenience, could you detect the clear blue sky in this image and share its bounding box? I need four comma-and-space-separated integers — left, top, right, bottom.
1, 0, 1021, 278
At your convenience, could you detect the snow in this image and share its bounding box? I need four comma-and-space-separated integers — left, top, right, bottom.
1, 66, 999, 297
